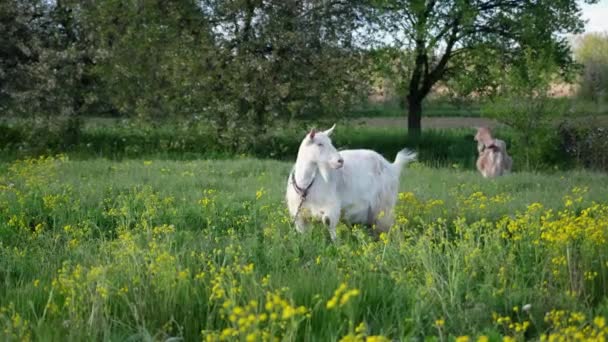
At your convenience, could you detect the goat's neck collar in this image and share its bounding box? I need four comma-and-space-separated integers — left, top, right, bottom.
291, 170, 314, 198
480, 140, 499, 153
292, 157, 317, 198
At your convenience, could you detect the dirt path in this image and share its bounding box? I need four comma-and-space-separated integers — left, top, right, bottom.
355, 117, 502, 130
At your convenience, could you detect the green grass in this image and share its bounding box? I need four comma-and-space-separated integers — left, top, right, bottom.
2, 156, 608, 341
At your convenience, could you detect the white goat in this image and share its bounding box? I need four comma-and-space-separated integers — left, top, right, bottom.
285, 124, 417, 241
474, 127, 512, 178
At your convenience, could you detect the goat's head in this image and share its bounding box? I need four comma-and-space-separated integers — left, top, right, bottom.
298, 124, 343, 170
474, 126, 494, 145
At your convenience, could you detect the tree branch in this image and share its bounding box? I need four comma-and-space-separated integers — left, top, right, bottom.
477, 0, 524, 12
421, 19, 460, 96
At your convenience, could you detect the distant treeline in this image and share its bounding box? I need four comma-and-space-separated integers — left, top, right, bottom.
1, 1, 601, 135
0, 1, 371, 135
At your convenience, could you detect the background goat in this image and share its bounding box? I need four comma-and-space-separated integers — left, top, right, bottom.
474, 127, 512, 178
285, 124, 416, 241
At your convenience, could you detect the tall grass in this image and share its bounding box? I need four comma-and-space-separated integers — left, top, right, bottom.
1, 156, 608, 341
0, 120, 518, 170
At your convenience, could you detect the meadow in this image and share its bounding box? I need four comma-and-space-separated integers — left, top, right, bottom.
1, 155, 608, 341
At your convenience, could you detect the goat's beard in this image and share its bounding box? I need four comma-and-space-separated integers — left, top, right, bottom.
318, 163, 332, 183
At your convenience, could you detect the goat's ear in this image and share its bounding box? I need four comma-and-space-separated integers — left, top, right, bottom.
308, 128, 316, 140
323, 124, 336, 136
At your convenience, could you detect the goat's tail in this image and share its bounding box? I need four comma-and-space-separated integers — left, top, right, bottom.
393, 148, 417, 172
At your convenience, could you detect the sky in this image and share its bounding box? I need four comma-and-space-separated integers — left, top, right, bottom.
581, 0, 608, 33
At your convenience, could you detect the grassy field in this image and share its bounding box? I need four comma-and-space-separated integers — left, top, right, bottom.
1, 155, 608, 341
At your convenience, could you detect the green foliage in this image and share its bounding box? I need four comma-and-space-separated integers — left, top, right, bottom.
559, 118, 608, 171
481, 48, 570, 170
350, 97, 481, 118
197, 0, 369, 132
1, 117, 586, 171
0, 0, 369, 144
84, 0, 218, 121
0, 0, 101, 149
2, 0, 599, 140
483, 97, 566, 170
0, 119, 492, 169
575, 32, 608, 103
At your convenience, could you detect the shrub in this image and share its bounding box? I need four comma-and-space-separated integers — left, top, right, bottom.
575, 33, 608, 103
481, 46, 574, 171
558, 119, 608, 171
0, 118, 585, 171
482, 97, 568, 170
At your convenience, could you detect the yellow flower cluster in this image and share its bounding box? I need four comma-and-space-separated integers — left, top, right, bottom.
338, 322, 390, 342
255, 187, 266, 200
0, 303, 31, 342
200, 189, 217, 208
51, 262, 111, 323
204, 289, 309, 341
327, 283, 361, 310
542, 309, 608, 341
493, 311, 531, 336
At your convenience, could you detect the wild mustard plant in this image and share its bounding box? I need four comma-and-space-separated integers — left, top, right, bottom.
1, 156, 608, 340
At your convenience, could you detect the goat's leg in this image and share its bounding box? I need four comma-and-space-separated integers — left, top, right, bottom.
323, 210, 340, 242
327, 223, 337, 241
375, 211, 394, 234
294, 217, 310, 233
323, 216, 337, 241
364, 206, 379, 238
476, 155, 485, 177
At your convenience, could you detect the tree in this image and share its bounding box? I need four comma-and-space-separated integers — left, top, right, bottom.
202, 0, 368, 131
0, 0, 48, 114
0, 0, 96, 146
482, 47, 568, 170
575, 32, 608, 103
82, 0, 368, 139
80, 0, 218, 122
369, 0, 597, 135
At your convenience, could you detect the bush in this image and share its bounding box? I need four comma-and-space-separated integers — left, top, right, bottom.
575, 33, 608, 103
480, 45, 576, 171
0, 120, 481, 166
0, 125, 23, 149
559, 120, 608, 172
0, 118, 590, 172
482, 96, 568, 170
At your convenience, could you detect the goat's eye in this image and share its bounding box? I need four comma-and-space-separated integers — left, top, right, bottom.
317, 143, 324, 147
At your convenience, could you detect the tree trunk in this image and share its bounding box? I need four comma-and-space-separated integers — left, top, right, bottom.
407, 93, 422, 136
